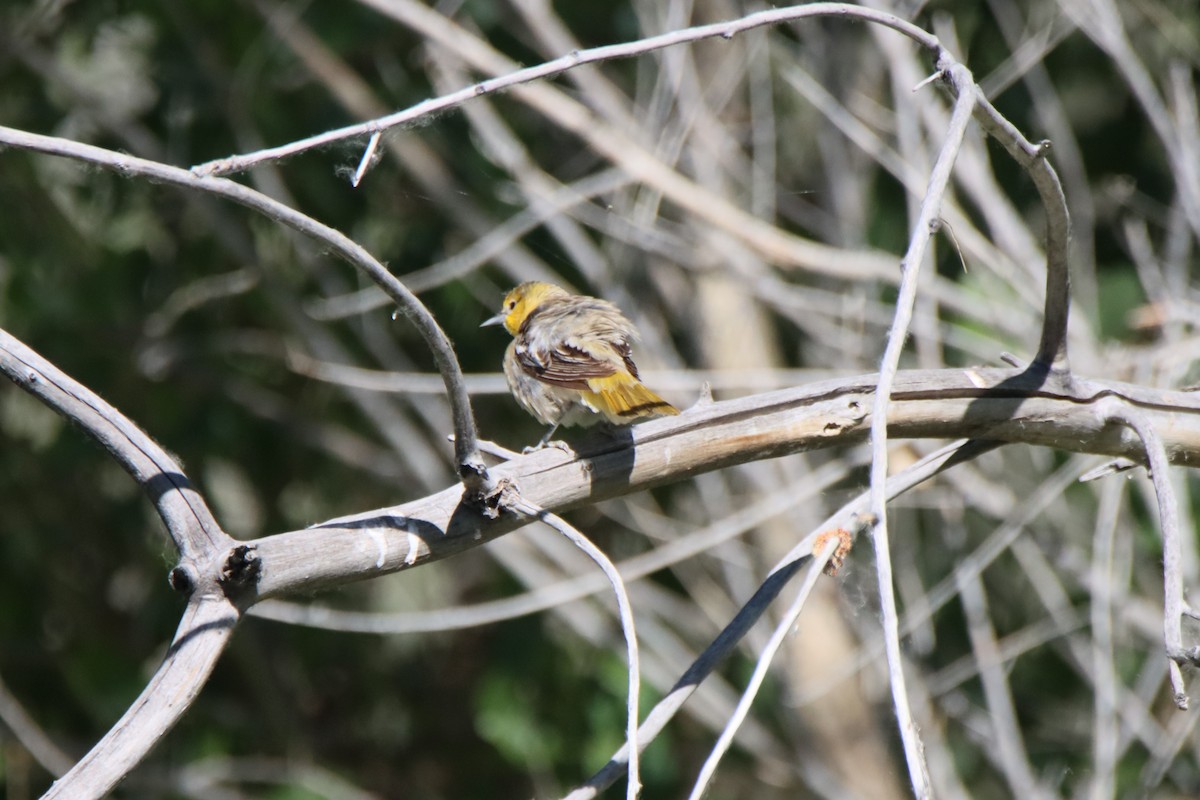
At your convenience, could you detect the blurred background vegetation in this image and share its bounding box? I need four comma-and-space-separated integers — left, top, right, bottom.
2, 0, 1200, 797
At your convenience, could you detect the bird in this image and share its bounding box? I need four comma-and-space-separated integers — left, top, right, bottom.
481, 281, 679, 446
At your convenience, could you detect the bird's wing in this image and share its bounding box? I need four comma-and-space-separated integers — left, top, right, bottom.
514, 337, 624, 389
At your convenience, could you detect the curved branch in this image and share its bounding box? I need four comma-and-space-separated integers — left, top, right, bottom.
42, 596, 239, 800
0, 328, 229, 564
511, 499, 642, 800
968, 94, 1072, 370
0, 673, 74, 778
1102, 398, 1191, 708
0, 126, 491, 500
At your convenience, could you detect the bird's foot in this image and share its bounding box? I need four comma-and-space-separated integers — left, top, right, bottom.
522, 439, 573, 455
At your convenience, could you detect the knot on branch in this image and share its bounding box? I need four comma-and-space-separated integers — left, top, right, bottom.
457, 457, 496, 506
474, 476, 519, 520
168, 563, 198, 595
218, 544, 261, 593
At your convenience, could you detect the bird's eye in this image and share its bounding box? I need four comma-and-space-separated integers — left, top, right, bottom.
507, 301, 516, 310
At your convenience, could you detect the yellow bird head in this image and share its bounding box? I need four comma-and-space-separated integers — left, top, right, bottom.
481, 281, 570, 336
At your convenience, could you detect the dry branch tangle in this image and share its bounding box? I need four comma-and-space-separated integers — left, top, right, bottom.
0, 1, 1184, 795
9, 330, 1200, 798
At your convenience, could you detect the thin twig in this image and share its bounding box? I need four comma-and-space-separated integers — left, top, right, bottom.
510, 499, 642, 800
561, 559, 805, 800
1090, 477, 1124, 800
350, 131, 381, 187
193, 3, 939, 176
958, 574, 1047, 798
0, 125, 491, 499
1103, 398, 1192, 708
966, 94, 1071, 370
0, 673, 74, 777
984, 0, 1099, 319
866, 58, 978, 799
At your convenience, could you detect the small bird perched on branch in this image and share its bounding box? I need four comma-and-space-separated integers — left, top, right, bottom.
482, 281, 679, 446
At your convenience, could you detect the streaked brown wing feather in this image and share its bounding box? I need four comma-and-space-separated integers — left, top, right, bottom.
515, 341, 619, 389
617, 341, 640, 380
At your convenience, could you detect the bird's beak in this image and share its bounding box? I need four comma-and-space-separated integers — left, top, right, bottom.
480, 313, 505, 328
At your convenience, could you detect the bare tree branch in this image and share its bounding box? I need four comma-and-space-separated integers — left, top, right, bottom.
247, 460, 854, 634
864, 59, 978, 797
968, 93, 1072, 370
1102, 398, 1193, 708
241, 367, 1200, 601
0, 673, 74, 778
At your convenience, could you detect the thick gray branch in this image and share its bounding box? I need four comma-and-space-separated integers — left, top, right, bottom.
244, 366, 1200, 601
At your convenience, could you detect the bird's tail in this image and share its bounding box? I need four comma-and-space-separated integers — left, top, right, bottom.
584, 373, 679, 424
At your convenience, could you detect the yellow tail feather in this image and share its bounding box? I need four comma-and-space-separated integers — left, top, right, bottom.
583, 373, 679, 423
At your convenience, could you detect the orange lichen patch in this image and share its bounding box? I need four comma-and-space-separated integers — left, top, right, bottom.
813, 527, 853, 576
